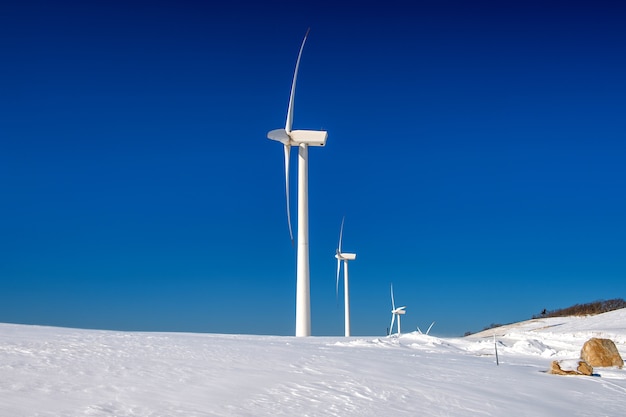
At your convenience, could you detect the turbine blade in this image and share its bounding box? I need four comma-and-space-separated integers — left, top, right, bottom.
390, 314, 395, 335
285, 28, 310, 133
338, 216, 345, 253
416, 326, 423, 334
283, 144, 294, 245
426, 321, 435, 335
390, 283, 395, 310
336, 258, 341, 302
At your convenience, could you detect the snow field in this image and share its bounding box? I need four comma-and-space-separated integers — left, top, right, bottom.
1, 309, 625, 416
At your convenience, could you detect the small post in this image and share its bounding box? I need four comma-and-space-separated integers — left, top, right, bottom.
494, 332, 499, 366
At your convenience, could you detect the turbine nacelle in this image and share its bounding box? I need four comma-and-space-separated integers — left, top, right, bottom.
392, 307, 406, 315
335, 252, 356, 261
290, 130, 327, 146
267, 129, 327, 147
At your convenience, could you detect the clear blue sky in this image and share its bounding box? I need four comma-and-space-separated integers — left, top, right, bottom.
2, 0, 624, 336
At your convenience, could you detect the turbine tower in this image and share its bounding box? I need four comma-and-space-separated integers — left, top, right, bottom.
389, 284, 406, 336
335, 216, 356, 337
267, 29, 327, 337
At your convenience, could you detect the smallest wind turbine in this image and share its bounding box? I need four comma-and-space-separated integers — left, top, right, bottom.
389, 284, 406, 336
335, 217, 356, 337
417, 321, 436, 335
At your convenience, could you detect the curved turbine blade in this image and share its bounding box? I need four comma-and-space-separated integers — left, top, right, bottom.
283, 144, 293, 245
390, 283, 396, 310
426, 321, 436, 335
285, 28, 310, 133
337, 216, 345, 254
335, 257, 341, 302
390, 314, 396, 336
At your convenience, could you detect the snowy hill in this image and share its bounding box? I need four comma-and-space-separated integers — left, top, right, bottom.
2, 310, 625, 416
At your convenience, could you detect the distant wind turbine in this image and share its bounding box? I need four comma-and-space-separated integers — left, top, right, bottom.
389, 284, 406, 336
267, 29, 328, 337
417, 321, 436, 335
335, 216, 356, 337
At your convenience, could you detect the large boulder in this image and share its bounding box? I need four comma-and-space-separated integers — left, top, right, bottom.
549, 359, 593, 376
580, 338, 624, 368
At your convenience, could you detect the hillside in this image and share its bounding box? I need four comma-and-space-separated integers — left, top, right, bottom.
1, 310, 625, 416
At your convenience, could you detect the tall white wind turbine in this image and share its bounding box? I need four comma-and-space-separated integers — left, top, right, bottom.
389, 284, 406, 336
335, 217, 356, 337
267, 29, 328, 337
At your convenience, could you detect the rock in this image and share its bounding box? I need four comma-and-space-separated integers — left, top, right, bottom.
549, 359, 593, 376
580, 338, 624, 368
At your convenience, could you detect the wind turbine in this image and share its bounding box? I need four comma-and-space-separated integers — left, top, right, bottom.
335, 216, 356, 337
267, 29, 328, 337
389, 284, 406, 336
417, 321, 436, 335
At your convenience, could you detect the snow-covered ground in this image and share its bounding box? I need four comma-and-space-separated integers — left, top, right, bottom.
2, 309, 625, 416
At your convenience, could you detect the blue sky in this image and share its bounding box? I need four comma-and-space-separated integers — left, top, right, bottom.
1, 0, 625, 336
